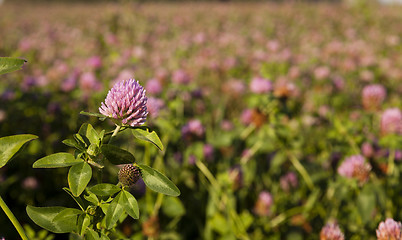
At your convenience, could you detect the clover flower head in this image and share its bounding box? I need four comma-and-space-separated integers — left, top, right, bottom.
254, 191, 273, 217
249, 77, 272, 94
362, 84, 386, 110
99, 79, 148, 127
337, 155, 371, 183
172, 69, 191, 84
380, 108, 402, 135
181, 119, 205, 140
376, 218, 402, 240
280, 172, 298, 192
320, 223, 344, 240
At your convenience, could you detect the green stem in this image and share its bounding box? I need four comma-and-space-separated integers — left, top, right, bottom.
0, 195, 29, 240
195, 160, 220, 193
108, 125, 121, 144
97, 125, 122, 184
387, 149, 395, 176
152, 193, 164, 216
270, 206, 304, 228
195, 160, 249, 238
288, 152, 314, 191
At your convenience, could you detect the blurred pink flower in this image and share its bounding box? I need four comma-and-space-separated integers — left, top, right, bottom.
172, 69, 191, 85
380, 108, 402, 135
22, 177, 39, 190
376, 218, 402, 240
181, 119, 205, 140
361, 142, 375, 158
223, 79, 246, 96
362, 84, 386, 111
314, 66, 331, 80
203, 144, 214, 162
280, 172, 298, 192
146, 78, 163, 95
147, 97, 164, 118
240, 109, 253, 125
254, 191, 273, 217
79, 72, 102, 93
320, 223, 344, 240
249, 77, 272, 94
86, 56, 102, 69
221, 120, 234, 131
337, 155, 371, 184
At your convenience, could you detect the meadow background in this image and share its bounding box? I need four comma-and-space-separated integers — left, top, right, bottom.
0, 0, 401, 239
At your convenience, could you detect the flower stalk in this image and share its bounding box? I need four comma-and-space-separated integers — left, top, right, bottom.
0, 195, 29, 240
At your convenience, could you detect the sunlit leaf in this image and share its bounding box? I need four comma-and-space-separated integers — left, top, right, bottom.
0, 134, 38, 168
68, 162, 92, 197
88, 184, 121, 197
139, 164, 180, 197
121, 190, 139, 219
105, 191, 125, 229
132, 128, 164, 151
33, 153, 83, 168
0, 57, 27, 75
26, 206, 79, 233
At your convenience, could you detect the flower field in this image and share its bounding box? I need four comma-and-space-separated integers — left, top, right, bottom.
0, 1, 401, 239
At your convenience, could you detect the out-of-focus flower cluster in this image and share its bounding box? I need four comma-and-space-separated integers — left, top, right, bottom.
0, 2, 401, 239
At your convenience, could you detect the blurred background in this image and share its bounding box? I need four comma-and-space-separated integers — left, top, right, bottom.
0, 0, 401, 239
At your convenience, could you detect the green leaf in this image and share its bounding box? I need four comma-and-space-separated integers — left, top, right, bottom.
62, 139, 84, 151
101, 144, 135, 165
132, 128, 164, 151
85, 229, 101, 240
33, 153, 83, 168
0, 57, 27, 75
84, 192, 99, 206
63, 188, 86, 211
303, 189, 320, 214
79, 123, 100, 147
74, 134, 89, 148
88, 184, 121, 197
53, 208, 84, 222
357, 185, 376, 224
68, 162, 92, 197
100, 233, 110, 240
78, 214, 91, 236
162, 196, 185, 217
121, 190, 139, 219
26, 206, 78, 233
80, 111, 106, 121
105, 191, 125, 229
0, 134, 38, 168
138, 164, 180, 197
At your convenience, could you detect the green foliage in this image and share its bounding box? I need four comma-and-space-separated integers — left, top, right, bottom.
139, 164, 181, 197
87, 184, 121, 197
26, 206, 82, 233
33, 153, 83, 168
101, 144, 135, 164
120, 190, 139, 219
132, 128, 164, 151
0, 134, 38, 168
23, 121, 178, 237
0, 57, 26, 75
68, 162, 92, 197
105, 191, 125, 229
